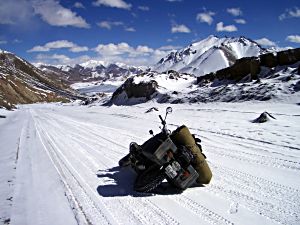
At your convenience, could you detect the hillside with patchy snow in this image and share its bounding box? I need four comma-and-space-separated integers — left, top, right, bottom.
0, 50, 82, 109
153, 36, 267, 76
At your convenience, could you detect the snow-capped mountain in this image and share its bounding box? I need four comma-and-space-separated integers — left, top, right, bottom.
38, 60, 147, 83
0, 50, 81, 109
153, 36, 268, 76
111, 48, 300, 105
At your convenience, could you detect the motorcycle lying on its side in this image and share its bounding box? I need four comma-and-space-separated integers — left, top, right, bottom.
119, 107, 212, 193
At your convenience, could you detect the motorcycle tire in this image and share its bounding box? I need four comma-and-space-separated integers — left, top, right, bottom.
119, 153, 131, 167
134, 165, 165, 193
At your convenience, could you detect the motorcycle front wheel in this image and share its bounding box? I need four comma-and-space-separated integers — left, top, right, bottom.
134, 165, 166, 193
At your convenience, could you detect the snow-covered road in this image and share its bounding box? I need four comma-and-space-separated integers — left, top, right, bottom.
1, 102, 300, 225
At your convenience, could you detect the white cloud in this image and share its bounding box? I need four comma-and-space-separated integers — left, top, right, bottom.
0, 0, 33, 25
32, 0, 90, 28
138, 6, 149, 11
196, 11, 215, 25
166, 0, 183, 2
92, 0, 131, 10
227, 8, 242, 16
35, 53, 91, 65
0, 40, 8, 45
216, 22, 237, 32
97, 21, 123, 29
254, 38, 276, 46
286, 35, 300, 43
93, 42, 171, 66
279, 7, 300, 20
28, 40, 88, 52
235, 19, 246, 24
171, 24, 191, 33
74, 2, 85, 9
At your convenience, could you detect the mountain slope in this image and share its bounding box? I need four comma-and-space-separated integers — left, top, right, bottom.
153, 36, 267, 76
0, 50, 80, 109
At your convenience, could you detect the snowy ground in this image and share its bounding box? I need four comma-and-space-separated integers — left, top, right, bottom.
1, 101, 300, 225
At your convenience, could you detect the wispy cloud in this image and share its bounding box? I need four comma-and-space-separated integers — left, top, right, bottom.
92, 0, 131, 10
97, 21, 135, 32
158, 45, 182, 51
166, 0, 183, 2
74, 2, 85, 9
216, 22, 237, 32
28, 40, 89, 53
286, 35, 300, 43
235, 19, 246, 24
97, 21, 123, 30
138, 6, 149, 11
125, 27, 136, 32
227, 8, 243, 16
171, 24, 191, 33
196, 11, 215, 25
0, 0, 33, 25
0, 40, 8, 45
279, 7, 300, 20
32, 0, 90, 28
254, 38, 276, 46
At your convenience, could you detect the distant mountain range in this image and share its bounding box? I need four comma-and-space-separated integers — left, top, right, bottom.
153, 35, 269, 76
38, 61, 147, 83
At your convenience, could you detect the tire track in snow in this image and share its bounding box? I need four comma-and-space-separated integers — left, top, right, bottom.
32, 110, 180, 225
172, 195, 234, 225
32, 112, 114, 225
202, 163, 300, 225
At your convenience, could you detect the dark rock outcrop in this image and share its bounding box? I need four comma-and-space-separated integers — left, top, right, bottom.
277, 48, 300, 66
252, 112, 276, 123
111, 77, 158, 103
197, 48, 300, 85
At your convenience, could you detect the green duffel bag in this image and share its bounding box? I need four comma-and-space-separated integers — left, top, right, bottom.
170, 125, 212, 184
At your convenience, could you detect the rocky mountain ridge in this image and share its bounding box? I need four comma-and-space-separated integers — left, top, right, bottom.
0, 50, 82, 109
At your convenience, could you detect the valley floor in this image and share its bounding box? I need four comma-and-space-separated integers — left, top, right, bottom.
1, 101, 300, 225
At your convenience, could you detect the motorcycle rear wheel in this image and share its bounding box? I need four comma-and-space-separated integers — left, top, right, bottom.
134, 165, 165, 193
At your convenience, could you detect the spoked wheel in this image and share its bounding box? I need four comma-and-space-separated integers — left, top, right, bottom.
134, 165, 166, 193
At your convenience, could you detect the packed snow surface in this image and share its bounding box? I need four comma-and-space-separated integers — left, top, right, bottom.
1, 101, 300, 225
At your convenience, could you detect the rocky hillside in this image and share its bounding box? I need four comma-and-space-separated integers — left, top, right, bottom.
110, 48, 300, 105
153, 36, 268, 76
0, 50, 82, 109
38, 60, 146, 83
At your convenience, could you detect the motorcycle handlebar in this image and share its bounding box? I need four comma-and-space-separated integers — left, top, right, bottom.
159, 115, 165, 125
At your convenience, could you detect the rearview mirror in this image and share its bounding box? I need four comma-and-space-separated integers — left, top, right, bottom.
166, 107, 173, 114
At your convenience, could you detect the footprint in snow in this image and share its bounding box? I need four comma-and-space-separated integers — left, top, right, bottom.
229, 202, 239, 214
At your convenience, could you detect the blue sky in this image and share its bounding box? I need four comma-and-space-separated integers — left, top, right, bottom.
0, 0, 299, 66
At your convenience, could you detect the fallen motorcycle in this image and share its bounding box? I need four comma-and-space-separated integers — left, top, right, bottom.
119, 107, 212, 193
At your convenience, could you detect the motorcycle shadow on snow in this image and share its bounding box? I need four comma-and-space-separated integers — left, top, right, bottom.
96, 166, 199, 197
